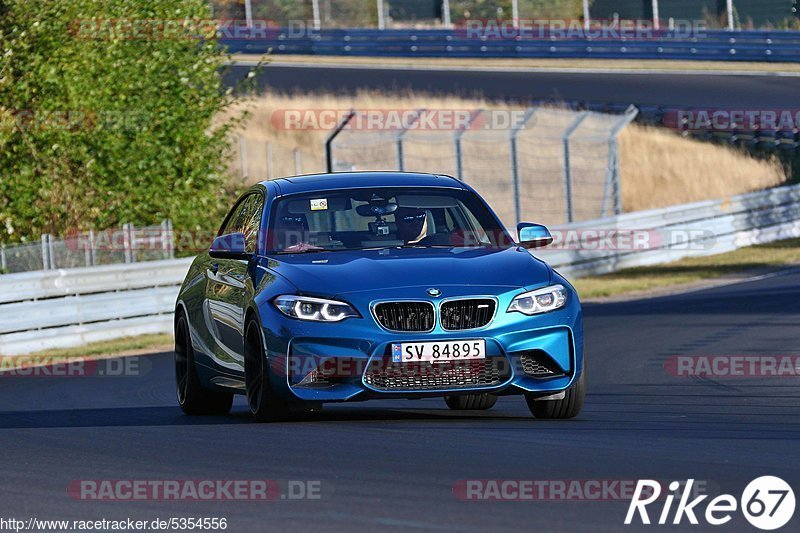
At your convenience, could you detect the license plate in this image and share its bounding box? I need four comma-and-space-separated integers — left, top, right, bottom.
392, 339, 486, 363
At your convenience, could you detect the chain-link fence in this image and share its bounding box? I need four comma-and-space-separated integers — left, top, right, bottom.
0, 221, 174, 275
327, 106, 638, 229
234, 137, 325, 183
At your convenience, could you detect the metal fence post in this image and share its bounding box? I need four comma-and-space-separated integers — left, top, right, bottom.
396, 109, 424, 172
41, 235, 49, 270
244, 0, 253, 28
167, 219, 174, 258
377, 0, 385, 30
727, 0, 735, 31
0, 244, 6, 273
651, 0, 660, 30
239, 136, 248, 179
602, 106, 639, 216
562, 112, 590, 224
130, 223, 137, 263
294, 148, 302, 175
50, 235, 57, 269
510, 108, 537, 228
123, 223, 132, 264
84, 231, 91, 267
312, 0, 321, 30
604, 143, 620, 218
161, 220, 169, 260
583, 0, 591, 29
88, 229, 96, 266
325, 110, 355, 173
396, 135, 404, 171
511, 0, 519, 27
266, 142, 274, 180
454, 109, 483, 181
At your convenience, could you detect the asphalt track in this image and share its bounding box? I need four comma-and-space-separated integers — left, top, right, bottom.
224, 63, 800, 108
2, 268, 799, 531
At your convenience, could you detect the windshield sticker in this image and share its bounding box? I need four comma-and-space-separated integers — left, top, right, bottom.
310, 198, 328, 211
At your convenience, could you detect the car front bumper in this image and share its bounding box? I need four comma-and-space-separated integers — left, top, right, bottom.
259, 290, 584, 403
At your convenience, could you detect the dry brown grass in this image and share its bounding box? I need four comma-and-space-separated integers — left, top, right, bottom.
232, 54, 800, 73
618, 125, 786, 212
220, 91, 787, 222
219, 91, 513, 182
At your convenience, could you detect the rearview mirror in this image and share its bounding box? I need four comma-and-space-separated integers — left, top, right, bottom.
517, 223, 553, 249
356, 203, 398, 217
210, 232, 249, 259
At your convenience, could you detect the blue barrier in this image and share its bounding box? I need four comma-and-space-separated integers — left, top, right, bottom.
222, 28, 800, 62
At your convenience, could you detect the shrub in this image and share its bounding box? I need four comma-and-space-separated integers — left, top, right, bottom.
0, 0, 244, 243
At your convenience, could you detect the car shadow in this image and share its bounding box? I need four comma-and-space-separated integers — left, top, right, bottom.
0, 404, 537, 429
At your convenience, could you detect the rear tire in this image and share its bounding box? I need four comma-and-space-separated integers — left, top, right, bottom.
174, 313, 233, 416
525, 371, 585, 419
444, 393, 498, 410
245, 319, 291, 422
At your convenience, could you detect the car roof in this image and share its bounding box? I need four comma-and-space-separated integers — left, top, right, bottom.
264, 171, 465, 196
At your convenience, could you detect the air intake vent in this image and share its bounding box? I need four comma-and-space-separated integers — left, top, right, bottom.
520, 352, 562, 377
373, 301, 435, 332
363, 357, 509, 391
440, 298, 496, 330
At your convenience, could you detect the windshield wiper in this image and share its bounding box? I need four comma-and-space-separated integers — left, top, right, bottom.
396, 244, 455, 249
275, 248, 328, 255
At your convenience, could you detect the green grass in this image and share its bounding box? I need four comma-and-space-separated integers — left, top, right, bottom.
2, 333, 174, 361
574, 238, 800, 299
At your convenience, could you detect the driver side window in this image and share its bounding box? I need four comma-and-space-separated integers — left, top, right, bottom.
241, 195, 264, 254
219, 193, 264, 254
220, 198, 248, 236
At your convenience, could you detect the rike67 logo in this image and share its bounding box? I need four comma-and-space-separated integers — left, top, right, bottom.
626, 477, 795, 530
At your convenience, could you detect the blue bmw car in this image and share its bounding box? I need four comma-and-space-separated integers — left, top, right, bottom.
174, 172, 584, 421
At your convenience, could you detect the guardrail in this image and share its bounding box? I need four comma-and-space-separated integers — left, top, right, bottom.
541, 183, 800, 277
2, 183, 799, 356
0, 258, 193, 356
223, 28, 800, 62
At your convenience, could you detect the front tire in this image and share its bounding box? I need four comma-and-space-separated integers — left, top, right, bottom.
174, 313, 233, 415
244, 319, 291, 422
525, 371, 585, 419
444, 394, 498, 410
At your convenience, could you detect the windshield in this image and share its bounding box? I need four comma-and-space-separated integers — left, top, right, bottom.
266, 187, 513, 254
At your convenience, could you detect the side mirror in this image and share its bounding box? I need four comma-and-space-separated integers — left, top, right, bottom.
517, 223, 553, 249
210, 232, 249, 260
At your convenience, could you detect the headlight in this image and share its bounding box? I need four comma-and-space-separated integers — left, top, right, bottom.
273, 295, 360, 322
507, 284, 568, 315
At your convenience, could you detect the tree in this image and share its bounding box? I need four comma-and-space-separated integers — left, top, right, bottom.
0, 0, 243, 243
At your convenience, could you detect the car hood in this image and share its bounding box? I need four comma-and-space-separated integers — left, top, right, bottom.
265, 247, 552, 297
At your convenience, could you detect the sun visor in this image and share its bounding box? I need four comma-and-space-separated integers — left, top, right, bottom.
395, 195, 459, 208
